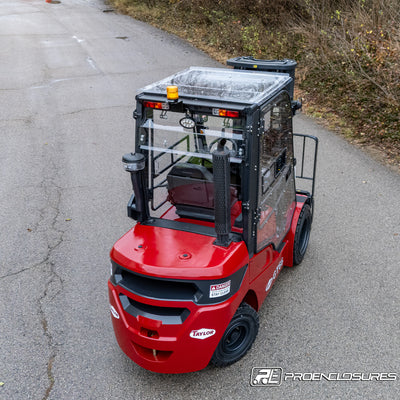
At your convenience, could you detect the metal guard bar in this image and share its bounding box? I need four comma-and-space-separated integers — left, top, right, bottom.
293, 133, 318, 210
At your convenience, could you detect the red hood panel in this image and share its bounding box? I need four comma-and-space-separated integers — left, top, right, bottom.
110, 223, 249, 279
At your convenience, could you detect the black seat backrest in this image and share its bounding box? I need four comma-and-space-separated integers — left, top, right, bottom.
167, 162, 239, 221
167, 163, 214, 209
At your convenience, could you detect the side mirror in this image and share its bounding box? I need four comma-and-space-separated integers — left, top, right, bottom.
291, 99, 302, 115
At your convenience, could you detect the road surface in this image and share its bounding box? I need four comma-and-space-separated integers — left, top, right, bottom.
0, 1, 399, 399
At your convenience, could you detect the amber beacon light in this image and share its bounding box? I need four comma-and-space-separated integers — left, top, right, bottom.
167, 85, 179, 100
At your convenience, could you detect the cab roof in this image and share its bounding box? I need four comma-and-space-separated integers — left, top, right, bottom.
139, 67, 292, 106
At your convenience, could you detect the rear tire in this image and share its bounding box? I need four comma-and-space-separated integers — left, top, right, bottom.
210, 303, 259, 367
293, 203, 312, 265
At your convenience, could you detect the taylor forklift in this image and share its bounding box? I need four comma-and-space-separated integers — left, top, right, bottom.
108, 57, 318, 373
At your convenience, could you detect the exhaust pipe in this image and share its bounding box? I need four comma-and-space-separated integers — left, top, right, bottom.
122, 152, 149, 222
212, 139, 231, 247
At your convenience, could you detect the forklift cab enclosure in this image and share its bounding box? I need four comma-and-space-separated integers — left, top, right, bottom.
109, 59, 318, 373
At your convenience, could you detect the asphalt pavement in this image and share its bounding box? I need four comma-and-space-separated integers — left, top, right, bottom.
0, 1, 399, 399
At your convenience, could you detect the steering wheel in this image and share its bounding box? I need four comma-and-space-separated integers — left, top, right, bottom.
208, 138, 237, 156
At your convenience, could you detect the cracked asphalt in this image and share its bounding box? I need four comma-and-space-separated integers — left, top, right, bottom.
0, 1, 399, 399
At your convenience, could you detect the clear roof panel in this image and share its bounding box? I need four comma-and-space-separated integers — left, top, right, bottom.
140, 67, 291, 105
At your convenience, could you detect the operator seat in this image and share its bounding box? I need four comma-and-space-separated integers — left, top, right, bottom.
167, 162, 237, 221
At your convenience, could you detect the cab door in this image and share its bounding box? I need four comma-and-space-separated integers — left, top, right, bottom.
256, 92, 296, 252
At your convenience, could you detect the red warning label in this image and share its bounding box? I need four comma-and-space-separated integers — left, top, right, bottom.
209, 280, 231, 298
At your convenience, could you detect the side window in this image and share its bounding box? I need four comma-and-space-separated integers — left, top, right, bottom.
257, 93, 295, 252
260, 102, 293, 192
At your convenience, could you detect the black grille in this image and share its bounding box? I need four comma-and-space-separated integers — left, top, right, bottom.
114, 266, 201, 302
119, 294, 190, 325
111, 261, 248, 305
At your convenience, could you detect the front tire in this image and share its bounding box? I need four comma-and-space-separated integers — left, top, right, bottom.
293, 203, 312, 265
210, 303, 259, 367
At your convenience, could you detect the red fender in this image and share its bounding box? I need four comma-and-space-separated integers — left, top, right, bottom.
282, 195, 309, 267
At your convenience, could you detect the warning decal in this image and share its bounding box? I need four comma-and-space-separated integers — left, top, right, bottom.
209, 280, 231, 298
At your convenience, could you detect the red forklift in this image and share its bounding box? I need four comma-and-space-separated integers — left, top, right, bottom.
108, 57, 318, 373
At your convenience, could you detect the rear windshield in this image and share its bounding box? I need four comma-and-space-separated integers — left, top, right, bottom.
139, 109, 245, 214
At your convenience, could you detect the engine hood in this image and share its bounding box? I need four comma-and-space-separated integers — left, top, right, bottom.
110, 222, 249, 280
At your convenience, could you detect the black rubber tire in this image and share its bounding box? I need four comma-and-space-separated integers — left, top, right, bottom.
293, 203, 312, 265
210, 303, 259, 367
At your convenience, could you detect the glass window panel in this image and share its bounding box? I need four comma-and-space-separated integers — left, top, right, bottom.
257, 93, 295, 252
139, 109, 245, 214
